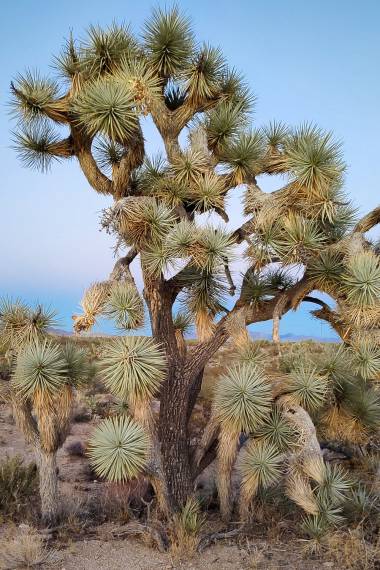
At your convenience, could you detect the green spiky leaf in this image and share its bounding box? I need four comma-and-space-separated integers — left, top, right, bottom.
213, 363, 272, 432
100, 336, 166, 404
88, 415, 149, 482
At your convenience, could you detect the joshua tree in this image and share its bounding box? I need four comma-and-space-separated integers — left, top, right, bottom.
0, 300, 90, 524
10, 7, 380, 521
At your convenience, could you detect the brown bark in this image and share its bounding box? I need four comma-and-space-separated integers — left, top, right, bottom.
38, 449, 58, 526
144, 279, 193, 509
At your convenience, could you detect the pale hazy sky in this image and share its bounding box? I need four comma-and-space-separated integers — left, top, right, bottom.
1, 0, 379, 336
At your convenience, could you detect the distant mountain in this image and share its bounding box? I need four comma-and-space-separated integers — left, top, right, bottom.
250, 331, 338, 343
49, 327, 338, 343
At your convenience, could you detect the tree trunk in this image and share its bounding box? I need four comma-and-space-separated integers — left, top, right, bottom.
158, 365, 194, 509
144, 280, 194, 510
38, 449, 58, 526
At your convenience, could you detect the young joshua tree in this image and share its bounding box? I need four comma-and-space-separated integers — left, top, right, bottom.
11, 7, 380, 517
0, 300, 90, 524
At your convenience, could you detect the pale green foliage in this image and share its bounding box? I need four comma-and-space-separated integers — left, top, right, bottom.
104, 282, 144, 330
61, 342, 92, 387
205, 101, 246, 149
12, 340, 67, 399
286, 364, 329, 412
165, 219, 197, 258
239, 440, 283, 495
100, 336, 166, 404
183, 44, 226, 103
236, 341, 268, 367
80, 23, 138, 77
12, 121, 62, 172
172, 312, 193, 335
72, 77, 138, 141
256, 406, 296, 451
171, 149, 208, 185
193, 226, 235, 273
284, 125, 345, 193
190, 172, 225, 213
213, 363, 272, 432
220, 131, 265, 183
177, 496, 205, 535
262, 120, 289, 150
10, 70, 59, 122
0, 298, 56, 351
142, 7, 194, 77
88, 415, 149, 482
349, 337, 380, 380
341, 251, 380, 307
308, 250, 344, 290
119, 198, 176, 247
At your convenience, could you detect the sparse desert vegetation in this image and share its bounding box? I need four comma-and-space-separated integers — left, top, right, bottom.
1, 4, 379, 569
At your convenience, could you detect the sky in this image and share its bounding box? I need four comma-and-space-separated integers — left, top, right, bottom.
0, 0, 379, 338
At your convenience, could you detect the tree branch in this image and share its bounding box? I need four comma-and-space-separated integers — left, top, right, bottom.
354, 205, 380, 233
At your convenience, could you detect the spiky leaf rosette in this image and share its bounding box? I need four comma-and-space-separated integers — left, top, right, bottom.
190, 172, 225, 213
117, 56, 162, 114
213, 363, 272, 433
104, 282, 144, 330
118, 198, 176, 247
205, 101, 246, 150
349, 337, 380, 380
285, 364, 329, 412
12, 340, 67, 400
192, 226, 235, 273
256, 406, 297, 451
0, 298, 56, 351
80, 23, 138, 77
274, 213, 326, 263
342, 382, 380, 432
220, 131, 265, 184
173, 312, 193, 335
182, 44, 226, 105
88, 415, 149, 482
12, 121, 65, 173
239, 268, 276, 306
10, 70, 59, 122
262, 120, 290, 153
341, 251, 380, 307
142, 6, 194, 77
165, 220, 197, 258
180, 268, 228, 323
308, 250, 345, 292
170, 149, 209, 185
239, 440, 283, 499
71, 77, 138, 141
236, 341, 268, 367
61, 342, 91, 387
101, 336, 166, 405
314, 463, 352, 506
284, 125, 345, 194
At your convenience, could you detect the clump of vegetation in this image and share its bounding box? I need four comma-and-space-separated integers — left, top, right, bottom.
0, 526, 57, 569
0, 455, 38, 519
6, 2, 380, 555
169, 497, 205, 558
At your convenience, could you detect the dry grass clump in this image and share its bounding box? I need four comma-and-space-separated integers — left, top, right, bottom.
169, 497, 205, 559
321, 528, 380, 570
0, 526, 58, 569
0, 455, 38, 519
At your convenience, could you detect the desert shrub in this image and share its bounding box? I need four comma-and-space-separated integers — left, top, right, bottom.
0, 455, 38, 518
0, 526, 57, 569
169, 497, 205, 558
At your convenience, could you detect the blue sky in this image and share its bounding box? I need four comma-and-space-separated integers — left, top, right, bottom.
1, 0, 379, 337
